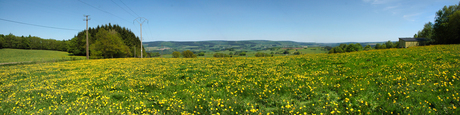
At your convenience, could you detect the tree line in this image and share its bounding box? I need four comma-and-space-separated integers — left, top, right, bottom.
0, 33, 68, 51
1, 23, 146, 59
328, 41, 399, 54
414, 2, 460, 44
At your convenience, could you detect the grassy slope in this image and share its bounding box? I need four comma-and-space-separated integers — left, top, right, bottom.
0, 45, 459, 114
0, 49, 85, 63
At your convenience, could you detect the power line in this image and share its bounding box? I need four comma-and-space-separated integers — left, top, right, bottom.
0, 18, 79, 31
111, 0, 137, 18
84, 15, 91, 59
77, 0, 129, 22
120, 0, 140, 17
134, 17, 148, 58
146, 23, 155, 41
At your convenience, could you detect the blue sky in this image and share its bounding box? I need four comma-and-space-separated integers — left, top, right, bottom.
0, 0, 458, 43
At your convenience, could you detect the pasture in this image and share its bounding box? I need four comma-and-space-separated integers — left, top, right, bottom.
0, 45, 459, 114
0, 49, 85, 64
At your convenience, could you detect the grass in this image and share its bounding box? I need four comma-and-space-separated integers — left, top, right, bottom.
0, 49, 85, 63
0, 45, 459, 114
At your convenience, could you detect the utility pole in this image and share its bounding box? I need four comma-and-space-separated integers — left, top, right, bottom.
134, 17, 148, 58
84, 15, 90, 59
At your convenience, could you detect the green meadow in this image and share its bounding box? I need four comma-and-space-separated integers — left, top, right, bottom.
0, 45, 459, 114
0, 49, 85, 63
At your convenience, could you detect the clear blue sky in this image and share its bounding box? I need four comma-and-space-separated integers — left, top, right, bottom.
0, 0, 458, 43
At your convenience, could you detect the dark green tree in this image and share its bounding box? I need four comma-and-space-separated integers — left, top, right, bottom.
345, 43, 360, 52
415, 22, 434, 43
364, 45, 373, 51
0, 35, 3, 49
69, 23, 144, 57
198, 52, 205, 56
239, 52, 246, 56
379, 44, 387, 49
433, 3, 460, 44
182, 50, 197, 58
448, 10, 460, 44
293, 51, 301, 55
19, 36, 30, 49
283, 50, 290, 54
334, 47, 344, 53
355, 43, 363, 51
3, 33, 15, 48
393, 41, 400, 48
172, 51, 181, 58
90, 28, 130, 58
328, 48, 335, 54
339, 44, 347, 50
374, 43, 381, 49
385, 41, 393, 48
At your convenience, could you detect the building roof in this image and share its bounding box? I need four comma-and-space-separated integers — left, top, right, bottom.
399, 38, 428, 41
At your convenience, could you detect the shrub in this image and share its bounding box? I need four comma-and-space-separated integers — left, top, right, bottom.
239, 52, 246, 56
283, 50, 290, 54
198, 52, 205, 56
293, 51, 301, 55
213, 53, 230, 58
182, 50, 197, 58
334, 47, 344, 53
328, 48, 335, 54
172, 51, 181, 58
364, 45, 373, 51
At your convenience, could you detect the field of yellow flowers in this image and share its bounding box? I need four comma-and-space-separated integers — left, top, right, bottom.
1, 45, 459, 114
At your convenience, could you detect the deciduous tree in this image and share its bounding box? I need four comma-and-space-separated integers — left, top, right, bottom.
182, 50, 197, 58
90, 28, 130, 58
172, 51, 181, 58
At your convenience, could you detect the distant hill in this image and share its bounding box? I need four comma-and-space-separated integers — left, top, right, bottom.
143, 40, 388, 53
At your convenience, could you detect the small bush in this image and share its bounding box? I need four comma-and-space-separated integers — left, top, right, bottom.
182, 50, 197, 58
172, 51, 181, 58
198, 52, 205, 56
293, 51, 301, 55
239, 52, 246, 56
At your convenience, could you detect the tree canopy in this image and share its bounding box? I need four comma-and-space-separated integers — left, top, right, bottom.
90, 28, 131, 58
0, 33, 68, 51
415, 2, 460, 44
68, 23, 145, 58
172, 51, 181, 58
182, 50, 197, 58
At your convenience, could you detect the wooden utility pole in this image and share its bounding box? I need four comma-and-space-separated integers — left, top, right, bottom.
84, 15, 90, 59
134, 17, 148, 58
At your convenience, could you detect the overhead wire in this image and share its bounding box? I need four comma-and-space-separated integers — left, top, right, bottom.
117, 0, 154, 42
111, 0, 137, 18
110, 0, 146, 41
24, 0, 106, 26
146, 23, 155, 42
0, 18, 80, 31
119, 0, 140, 17
77, 0, 130, 22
